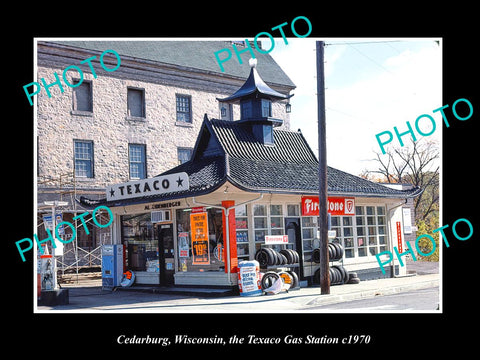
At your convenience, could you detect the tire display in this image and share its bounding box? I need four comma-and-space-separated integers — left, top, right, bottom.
255, 248, 299, 266
255, 247, 301, 292
313, 242, 344, 263
313, 264, 351, 285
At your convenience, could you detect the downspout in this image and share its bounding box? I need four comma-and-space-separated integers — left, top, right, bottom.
192, 193, 264, 283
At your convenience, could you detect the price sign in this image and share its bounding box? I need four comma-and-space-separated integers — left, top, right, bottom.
190, 212, 210, 265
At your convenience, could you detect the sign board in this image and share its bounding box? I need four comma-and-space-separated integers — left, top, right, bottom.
396, 221, 403, 253
106, 172, 189, 201
265, 235, 289, 245
301, 196, 355, 216
178, 232, 189, 258
190, 212, 210, 265
43, 213, 64, 234
402, 208, 412, 234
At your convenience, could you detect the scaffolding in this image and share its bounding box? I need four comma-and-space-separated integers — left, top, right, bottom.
37, 172, 111, 284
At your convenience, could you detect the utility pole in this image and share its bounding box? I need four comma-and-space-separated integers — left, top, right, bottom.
316, 41, 330, 294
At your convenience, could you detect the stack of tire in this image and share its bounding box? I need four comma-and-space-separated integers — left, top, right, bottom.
312, 242, 360, 285
255, 248, 299, 267
313, 265, 351, 285
312, 242, 344, 262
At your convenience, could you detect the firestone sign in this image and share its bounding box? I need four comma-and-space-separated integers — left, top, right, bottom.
106, 172, 190, 201
301, 196, 355, 216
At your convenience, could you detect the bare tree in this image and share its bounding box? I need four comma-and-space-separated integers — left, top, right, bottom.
362, 138, 440, 221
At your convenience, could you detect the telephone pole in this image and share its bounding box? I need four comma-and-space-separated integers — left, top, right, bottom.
316, 41, 330, 294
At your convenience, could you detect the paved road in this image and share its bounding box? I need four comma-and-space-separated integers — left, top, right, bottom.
302, 287, 439, 311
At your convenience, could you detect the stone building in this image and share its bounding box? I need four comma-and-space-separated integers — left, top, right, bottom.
36, 40, 295, 267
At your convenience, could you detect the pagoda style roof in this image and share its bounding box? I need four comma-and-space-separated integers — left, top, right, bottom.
79, 116, 422, 208
216, 60, 293, 103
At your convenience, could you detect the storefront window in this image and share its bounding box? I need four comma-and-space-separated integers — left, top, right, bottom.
270, 205, 284, 236
253, 204, 286, 253
121, 213, 157, 271
176, 208, 225, 272
235, 205, 249, 260
253, 204, 268, 247
308, 205, 388, 260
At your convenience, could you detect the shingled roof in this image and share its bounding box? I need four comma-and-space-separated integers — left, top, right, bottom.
79, 116, 420, 208
196, 117, 421, 197
47, 40, 295, 89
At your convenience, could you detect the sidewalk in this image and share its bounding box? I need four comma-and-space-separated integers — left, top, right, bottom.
37, 270, 439, 312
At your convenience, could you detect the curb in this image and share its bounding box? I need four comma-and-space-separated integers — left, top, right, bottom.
302, 275, 439, 307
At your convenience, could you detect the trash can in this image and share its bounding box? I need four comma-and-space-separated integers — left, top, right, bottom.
238, 260, 262, 296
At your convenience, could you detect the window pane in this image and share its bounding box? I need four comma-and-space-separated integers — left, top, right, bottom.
254, 217, 267, 229
345, 249, 354, 258
127, 88, 144, 117
366, 206, 375, 215
302, 217, 315, 228
270, 216, 283, 229
270, 205, 282, 216
377, 206, 385, 215
343, 227, 353, 237
129, 144, 146, 179
74, 141, 93, 178
253, 204, 266, 216
344, 238, 354, 248
331, 216, 340, 227
287, 204, 300, 216
178, 148, 192, 164
176, 95, 191, 123
235, 205, 247, 217
74, 82, 92, 112
255, 230, 266, 242
343, 217, 352, 226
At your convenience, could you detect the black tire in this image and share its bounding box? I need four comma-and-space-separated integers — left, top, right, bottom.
291, 249, 299, 263
287, 270, 299, 288
273, 249, 282, 265
280, 249, 294, 264
261, 271, 280, 289
333, 265, 347, 284
254, 248, 268, 267
264, 248, 277, 266
279, 253, 288, 265
313, 268, 320, 285
343, 267, 349, 284
348, 277, 360, 284
312, 248, 320, 263
329, 243, 337, 260
348, 272, 358, 280
334, 267, 342, 284
333, 243, 344, 260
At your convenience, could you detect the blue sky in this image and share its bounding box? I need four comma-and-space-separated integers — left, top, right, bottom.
268, 38, 442, 176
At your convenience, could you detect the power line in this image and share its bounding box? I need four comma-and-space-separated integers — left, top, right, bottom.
325, 40, 404, 46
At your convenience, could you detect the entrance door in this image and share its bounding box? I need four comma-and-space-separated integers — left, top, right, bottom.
157, 223, 175, 286
284, 217, 303, 279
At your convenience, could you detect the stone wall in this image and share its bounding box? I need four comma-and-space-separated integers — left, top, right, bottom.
37, 61, 291, 191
